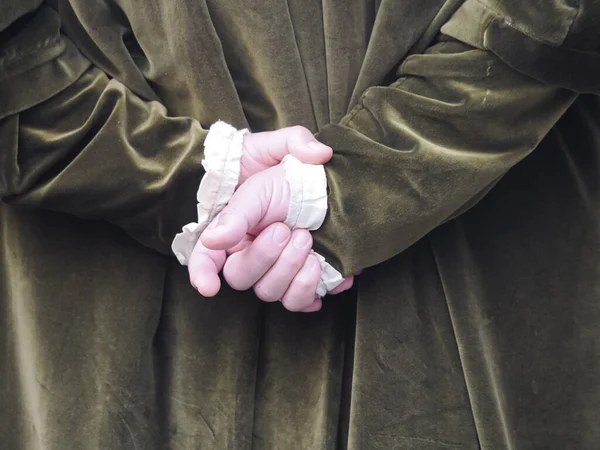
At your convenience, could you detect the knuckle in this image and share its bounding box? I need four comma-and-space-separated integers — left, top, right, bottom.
282, 231, 311, 260
254, 243, 281, 264
293, 229, 312, 246
279, 249, 306, 269
223, 254, 259, 291
290, 125, 310, 138
290, 125, 306, 133
254, 283, 279, 302
223, 269, 249, 291
295, 276, 315, 292
282, 295, 311, 312
288, 272, 318, 300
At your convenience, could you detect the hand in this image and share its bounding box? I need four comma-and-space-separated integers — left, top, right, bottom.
239, 126, 332, 184
224, 226, 354, 311
187, 126, 342, 307
189, 222, 355, 312
190, 224, 319, 311
201, 164, 290, 251
187, 164, 289, 296
188, 165, 354, 311
185, 125, 328, 298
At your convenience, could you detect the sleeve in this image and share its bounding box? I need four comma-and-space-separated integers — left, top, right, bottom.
310, 0, 600, 275
0, 3, 207, 254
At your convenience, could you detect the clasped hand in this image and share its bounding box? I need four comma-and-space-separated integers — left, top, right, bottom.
187, 126, 353, 312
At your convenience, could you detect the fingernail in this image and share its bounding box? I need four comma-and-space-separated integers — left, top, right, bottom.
307, 255, 318, 268
292, 231, 310, 249
308, 141, 330, 151
272, 225, 289, 244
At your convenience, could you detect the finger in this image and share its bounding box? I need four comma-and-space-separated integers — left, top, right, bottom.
280, 254, 321, 312
252, 229, 313, 302
299, 297, 322, 313
223, 223, 291, 291
188, 240, 227, 297
329, 275, 355, 295
200, 183, 264, 250
201, 165, 289, 251
245, 126, 332, 165
286, 130, 332, 164
225, 234, 254, 256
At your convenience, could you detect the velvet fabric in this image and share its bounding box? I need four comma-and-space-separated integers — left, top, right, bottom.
1, 1, 600, 448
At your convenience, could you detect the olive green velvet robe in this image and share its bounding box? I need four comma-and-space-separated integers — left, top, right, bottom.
1, 0, 600, 448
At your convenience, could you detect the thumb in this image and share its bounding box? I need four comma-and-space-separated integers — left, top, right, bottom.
285, 127, 332, 165
201, 165, 290, 250
188, 240, 227, 297
245, 126, 333, 166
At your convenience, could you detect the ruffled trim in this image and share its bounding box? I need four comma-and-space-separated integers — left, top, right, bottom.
171, 121, 248, 265
282, 154, 328, 230
312, 252, 344, 297
282, 155, 344, 295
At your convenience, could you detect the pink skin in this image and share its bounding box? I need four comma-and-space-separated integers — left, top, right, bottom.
238, 126, 333, 185
191, 165, 354, 312
188, 127, 354, 312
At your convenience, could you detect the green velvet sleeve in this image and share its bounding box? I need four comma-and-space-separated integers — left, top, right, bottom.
312, 0, 600, 276
312, 38, 579, 276
0, 4, 206, 254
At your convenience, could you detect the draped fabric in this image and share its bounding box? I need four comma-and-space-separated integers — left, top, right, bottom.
1, 1, 599, 448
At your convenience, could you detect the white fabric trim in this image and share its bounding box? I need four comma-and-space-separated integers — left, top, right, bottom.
312, 252, 344, 297
282, 154, 328, 230
282, 154, 344, 296
171, 121, 248, 265
171, 122, 345, 296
